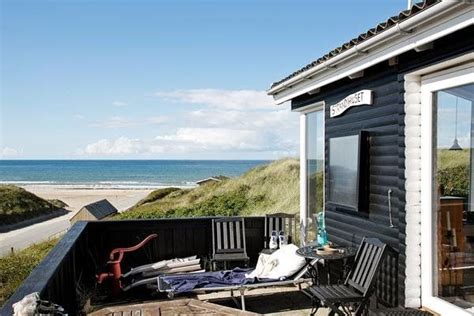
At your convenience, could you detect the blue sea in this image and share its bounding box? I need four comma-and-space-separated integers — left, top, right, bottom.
0, 160, 270, 189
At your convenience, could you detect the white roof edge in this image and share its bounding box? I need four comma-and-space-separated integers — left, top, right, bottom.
268, 1, 472, 104
196, 177, 222, 183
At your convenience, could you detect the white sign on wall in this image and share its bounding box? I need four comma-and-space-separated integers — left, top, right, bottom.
330, 90, 373, 117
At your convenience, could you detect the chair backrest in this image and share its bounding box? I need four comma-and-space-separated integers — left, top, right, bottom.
346, 237, 387, 297
212, 217, 247, 255
264, 213, 296, 248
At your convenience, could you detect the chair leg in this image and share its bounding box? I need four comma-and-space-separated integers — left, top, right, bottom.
309, 297, 321, 316
326, 302, 347, 316
240, 288, 246, 311
354, 298, 369, 316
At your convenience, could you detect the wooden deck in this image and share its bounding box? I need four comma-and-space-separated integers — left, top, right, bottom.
89, 298, 257, 316
87, 286, 324, 316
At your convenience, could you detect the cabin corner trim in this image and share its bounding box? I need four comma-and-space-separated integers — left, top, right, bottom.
404, 73, 423, 308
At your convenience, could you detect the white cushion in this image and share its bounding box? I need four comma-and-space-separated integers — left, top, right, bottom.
245, 244, 306, 280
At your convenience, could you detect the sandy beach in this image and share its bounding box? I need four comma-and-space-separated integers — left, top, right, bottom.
22, 185, 154, 214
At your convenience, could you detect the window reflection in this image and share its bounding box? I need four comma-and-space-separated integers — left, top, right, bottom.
307, 110, 323, 242
329, 135, 359, 208
435, 83, 474, 310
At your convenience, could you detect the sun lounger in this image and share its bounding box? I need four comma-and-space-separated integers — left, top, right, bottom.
122, 256, 205, 291
153, 259, 316, 311
122, 255, 201, 278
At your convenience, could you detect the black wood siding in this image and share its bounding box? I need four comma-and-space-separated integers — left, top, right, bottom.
291, 26, 473, 307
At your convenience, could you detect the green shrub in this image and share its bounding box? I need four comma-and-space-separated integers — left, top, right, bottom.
0, 239, 58, 306
437, 164, 469, 197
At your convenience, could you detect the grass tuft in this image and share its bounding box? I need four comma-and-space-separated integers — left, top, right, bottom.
0, 239, 58, 306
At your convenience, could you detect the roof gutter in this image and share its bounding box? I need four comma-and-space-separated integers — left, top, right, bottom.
267, 1, 463, 98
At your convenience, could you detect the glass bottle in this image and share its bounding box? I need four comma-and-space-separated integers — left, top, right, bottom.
317, 212, 328, 246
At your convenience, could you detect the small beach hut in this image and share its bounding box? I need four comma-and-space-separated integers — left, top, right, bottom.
195, 175, 228, 186
70, 199, 118, 224
267, 1, 473, 314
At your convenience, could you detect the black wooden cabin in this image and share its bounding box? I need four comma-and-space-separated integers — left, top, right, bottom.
268, 1, 473, 314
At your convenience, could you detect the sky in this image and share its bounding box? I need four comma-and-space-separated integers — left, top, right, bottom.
437, 86, 474, 150
0, 0, 408, 160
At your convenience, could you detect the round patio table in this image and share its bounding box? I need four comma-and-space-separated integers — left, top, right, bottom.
296, 244, 356, 285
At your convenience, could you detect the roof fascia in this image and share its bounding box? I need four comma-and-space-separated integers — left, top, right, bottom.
269, 2, 472, 104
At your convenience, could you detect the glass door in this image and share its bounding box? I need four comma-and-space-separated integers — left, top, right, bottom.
433, 83, 474, 311
420, 64, 474, 315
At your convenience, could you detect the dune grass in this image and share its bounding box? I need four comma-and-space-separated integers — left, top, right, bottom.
0, 185, 64, 225
437, 149, 470, 197
0, 238, 58, 306
438, 148, 469, 169
116, 158, 300, 219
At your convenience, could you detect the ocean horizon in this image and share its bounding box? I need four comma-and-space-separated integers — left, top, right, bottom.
0, 160, 271, 189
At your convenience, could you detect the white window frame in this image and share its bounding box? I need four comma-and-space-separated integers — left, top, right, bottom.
420, 63, 474, 316
294, 101, 325, 245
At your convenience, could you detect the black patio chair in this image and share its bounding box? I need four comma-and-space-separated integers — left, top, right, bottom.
210, 217, 249, 271
264, 212, 296, 249
306, 237, 388, 316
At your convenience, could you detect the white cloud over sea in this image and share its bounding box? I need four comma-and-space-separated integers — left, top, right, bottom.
78, 137, 141, 155
0, 147, 22, 158
77, 89, 297, 158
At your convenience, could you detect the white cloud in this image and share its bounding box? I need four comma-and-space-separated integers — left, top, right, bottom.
148, 116, 168, 124
78, 137, 142, 155
77, 127, 296, 157
154, 89, 277, 110
74, 114, 85, 120
77, 88, 298, 158
1, 147, 21, 158
92, 116, 135, 128
112, 101, 128, 107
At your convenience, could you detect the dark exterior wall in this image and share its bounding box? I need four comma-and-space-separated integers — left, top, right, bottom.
291, 26, 473, 307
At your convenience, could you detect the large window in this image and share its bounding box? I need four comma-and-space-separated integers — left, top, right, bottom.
306, 110, 324, 242
434, 83, 474, 310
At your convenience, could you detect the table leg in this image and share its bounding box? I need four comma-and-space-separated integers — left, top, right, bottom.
327, 260, 331, 284
307, 259, 320, 285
